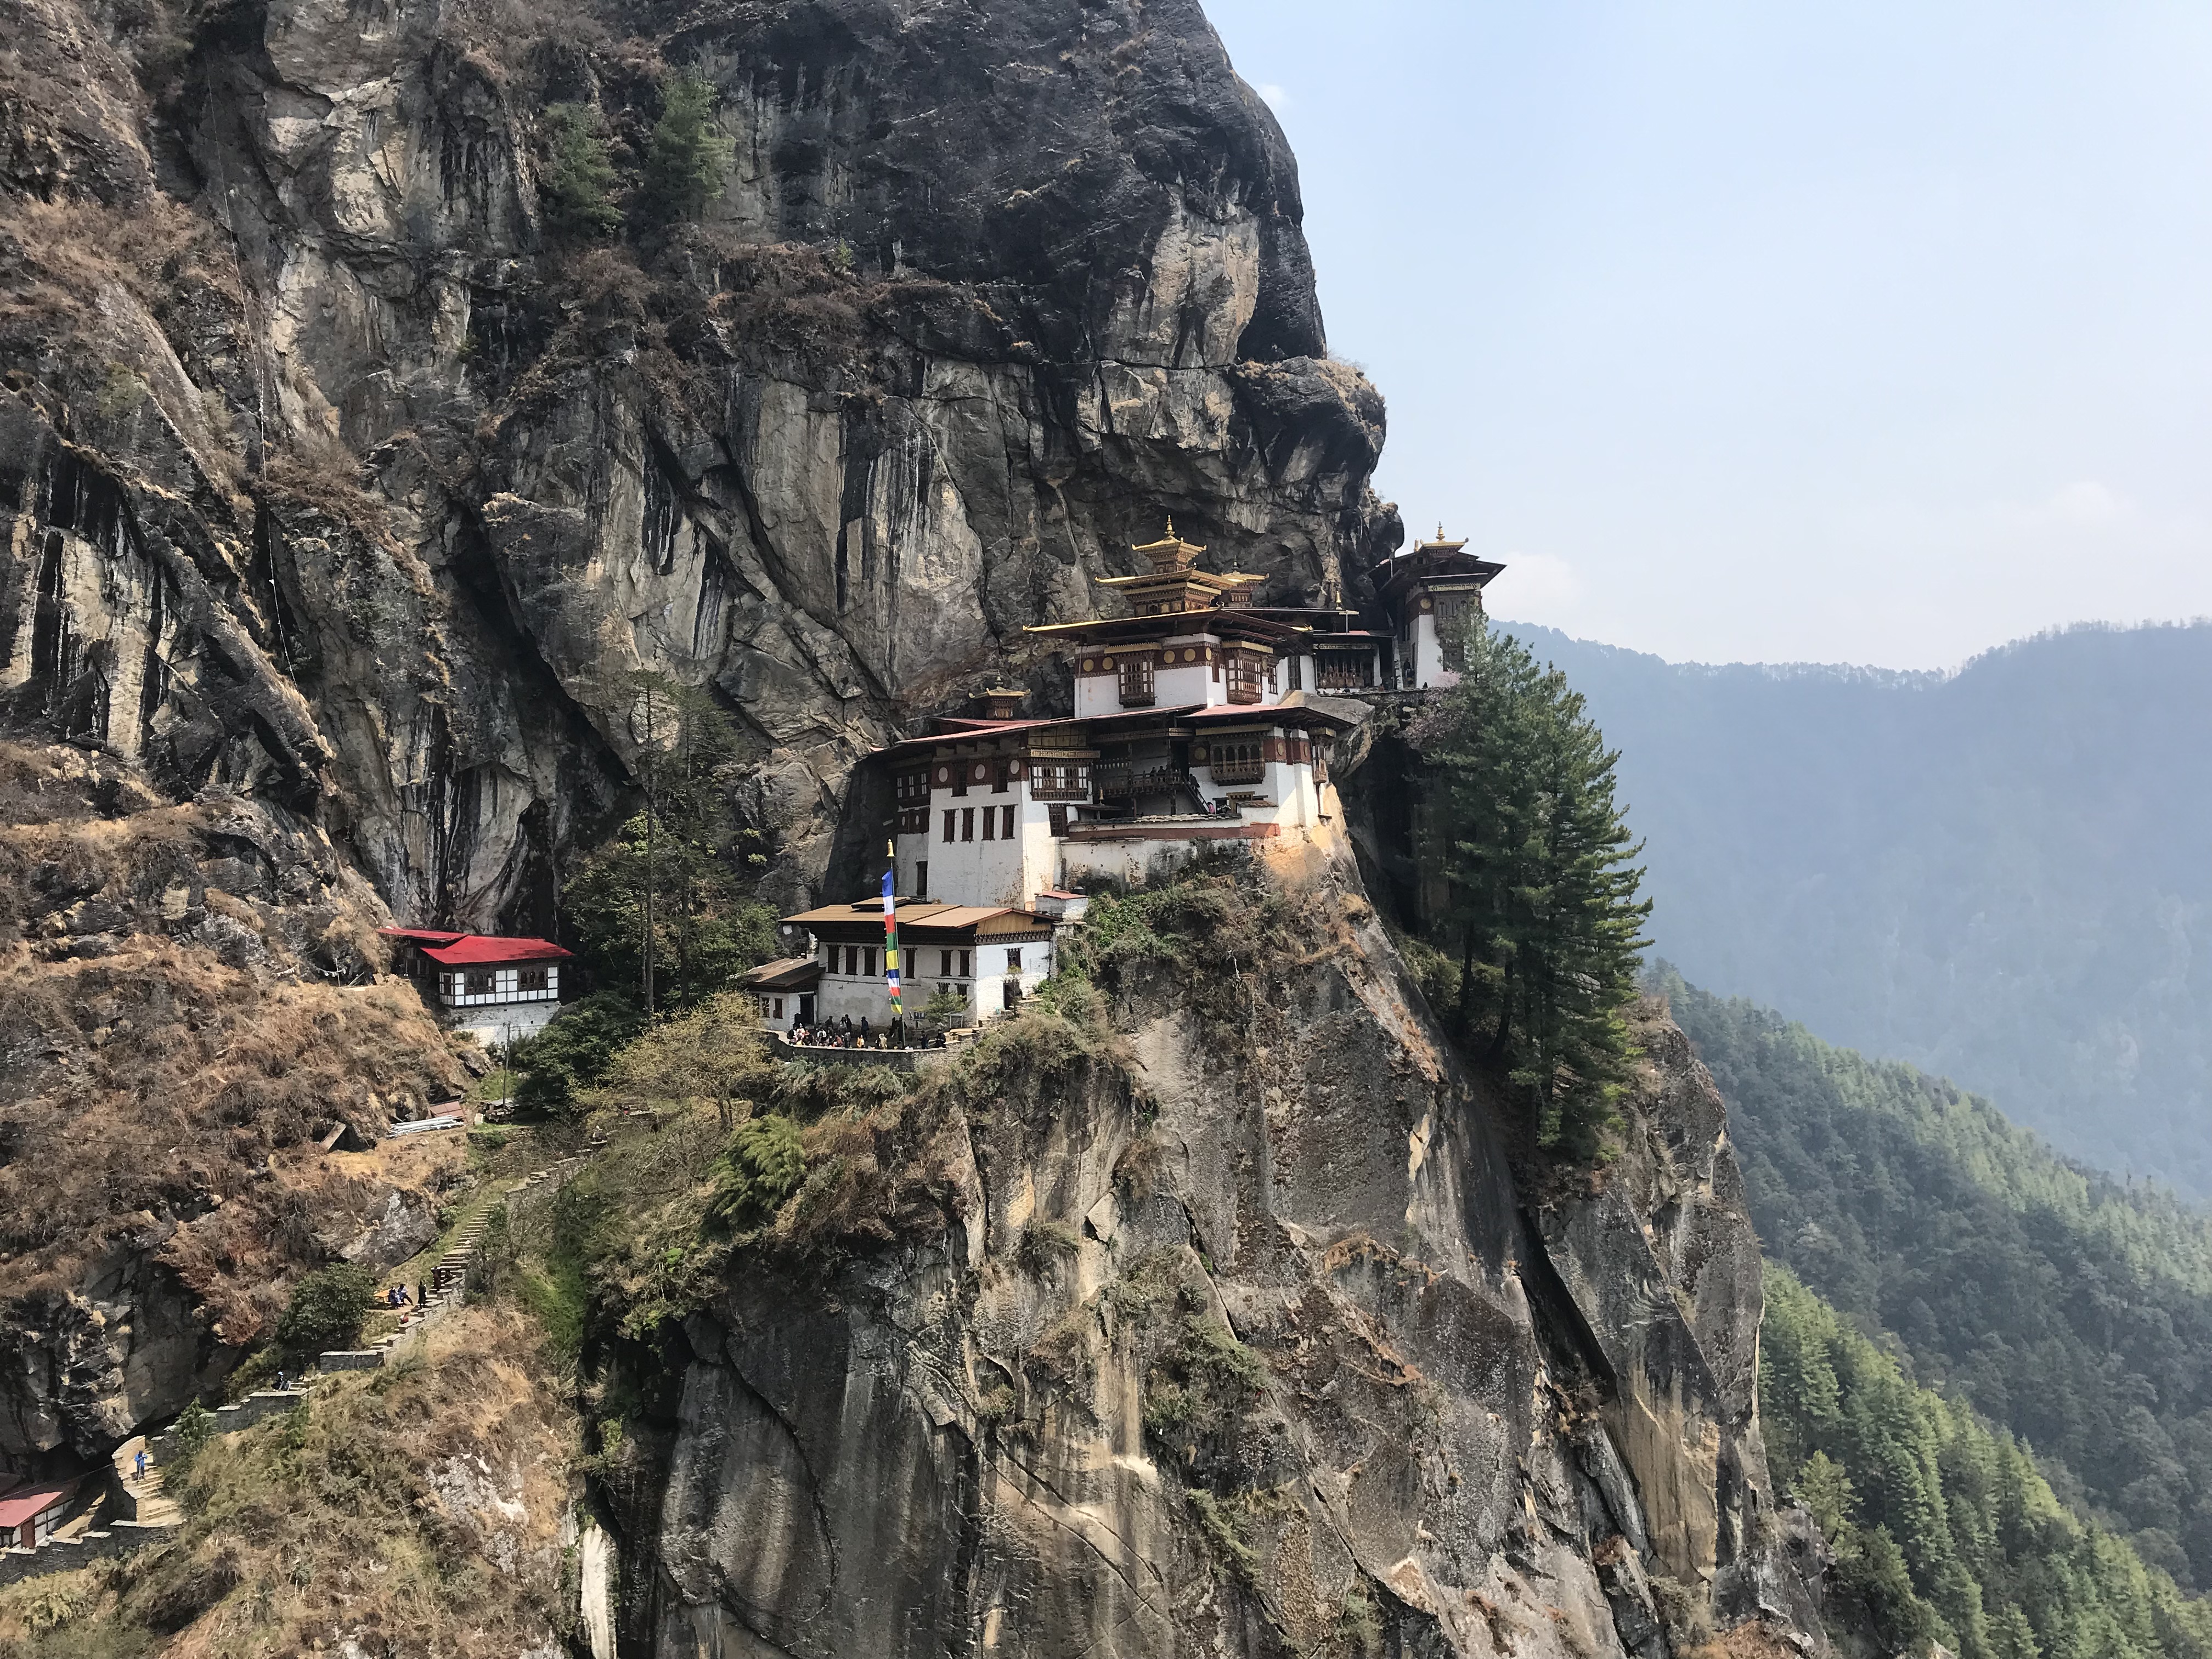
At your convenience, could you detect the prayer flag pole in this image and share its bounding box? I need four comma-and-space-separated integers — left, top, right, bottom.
882, 843, 901, 1024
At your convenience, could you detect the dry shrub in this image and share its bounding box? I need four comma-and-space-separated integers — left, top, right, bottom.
0, 747, 464, 1343
570, 245, 652, 317
255, 442, 427, 584
0, 194, 235, 326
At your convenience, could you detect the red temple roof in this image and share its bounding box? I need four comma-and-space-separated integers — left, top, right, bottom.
0, 1478, 78, 1529
416, 936, 575, 966
379, 927, 467, 946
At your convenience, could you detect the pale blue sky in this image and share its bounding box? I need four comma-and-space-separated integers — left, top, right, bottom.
1204, 1, 2212, 668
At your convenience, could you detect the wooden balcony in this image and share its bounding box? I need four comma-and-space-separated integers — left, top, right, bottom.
1207, 760, 1265, 785
1097, 766, 1181, 799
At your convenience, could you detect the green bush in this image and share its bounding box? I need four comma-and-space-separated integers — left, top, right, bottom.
512, 992, 644, 1116
167, 1400, 215, 1478
274, 1263, 375, 1360
706, 1115, 806, 1233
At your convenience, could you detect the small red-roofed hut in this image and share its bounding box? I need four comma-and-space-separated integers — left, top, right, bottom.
377, 929, 574, 1045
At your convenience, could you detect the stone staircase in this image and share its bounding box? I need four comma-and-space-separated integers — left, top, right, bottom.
315, 1164, 582, 1373
110, 1435, 182, 1527
3, 1158, 597, 1585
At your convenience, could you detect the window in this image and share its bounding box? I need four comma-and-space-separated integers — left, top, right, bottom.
959, 949, 972, 978
842, 946, 856, 976
961, 808, 975, 842
1048, 804, 1069, 837
772, 996, 785, 1018
1286, 654, 1304, 691
465, 969, 494, 995
1225, 653, 1263, 703
1032, 760, 1090, 801
940, 949, 954, 976
1000, 805, 1015, 839
864, 947, 877, 978
952, 761, 968, 797
894, 771, 930, 835
1005, 947, 1023, 973
981, 808, 996, 842
916, 860, 928, 899
1118, 653, 1154, 706
992, 757, 1010, 793
519, 966, 549, 992
943, 809, 956, 843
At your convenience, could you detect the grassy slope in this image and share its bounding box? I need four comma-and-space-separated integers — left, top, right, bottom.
0, 1305, 579, 1658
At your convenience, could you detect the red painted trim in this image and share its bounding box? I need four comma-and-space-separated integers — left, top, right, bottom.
1064, 823, 1280, 843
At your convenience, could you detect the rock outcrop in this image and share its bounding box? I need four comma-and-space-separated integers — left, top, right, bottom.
597, 844, 1821, 1657
1, 0, 1395, 927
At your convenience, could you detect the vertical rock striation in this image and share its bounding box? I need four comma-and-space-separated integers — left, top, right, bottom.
603, 846, 1821, 1657
1, 0, 1395, 926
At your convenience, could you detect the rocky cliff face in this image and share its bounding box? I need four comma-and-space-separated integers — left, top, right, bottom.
595, 844, 1820, 1657
1, 0, 1395, 927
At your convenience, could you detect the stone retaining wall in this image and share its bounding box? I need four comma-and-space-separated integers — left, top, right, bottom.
769, 1037, 959, 1073
0, 1521, 178, 1587
149, 1388, 308, 1461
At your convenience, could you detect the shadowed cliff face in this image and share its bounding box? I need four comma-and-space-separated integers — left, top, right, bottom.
0, 0, 1396, 927
597, 847, 1822, 1657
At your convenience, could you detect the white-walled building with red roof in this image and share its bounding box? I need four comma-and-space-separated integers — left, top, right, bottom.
379, 928, 574, 1045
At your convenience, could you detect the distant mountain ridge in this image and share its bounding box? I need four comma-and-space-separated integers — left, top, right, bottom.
1500, 618, 2212, 1192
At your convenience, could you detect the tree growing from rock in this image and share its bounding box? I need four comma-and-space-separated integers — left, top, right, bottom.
637, 71, 733, 225
564, 672, 776, 1013
540, 103, 622, 238
1412, 620, 1651, 1158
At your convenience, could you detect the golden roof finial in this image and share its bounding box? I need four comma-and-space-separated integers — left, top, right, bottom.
1436, 522, 1445, 540
1165, 515, 1176, 539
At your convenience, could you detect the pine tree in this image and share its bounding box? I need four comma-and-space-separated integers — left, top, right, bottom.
1414, 619, 1651, 1156
563, 672, 776, 1012
540, 103, 622, 238
638, 71, 733, 224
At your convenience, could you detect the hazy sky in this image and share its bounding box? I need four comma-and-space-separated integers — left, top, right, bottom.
1203, 1, 2212, 669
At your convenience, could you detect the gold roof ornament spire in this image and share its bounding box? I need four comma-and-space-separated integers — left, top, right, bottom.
1131, 517, 1207, 574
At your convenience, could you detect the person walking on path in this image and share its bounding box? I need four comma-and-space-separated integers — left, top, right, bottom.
276, 1369, 287, 1392
859, 1015, 872, 1043
133, 1448, 148, 1480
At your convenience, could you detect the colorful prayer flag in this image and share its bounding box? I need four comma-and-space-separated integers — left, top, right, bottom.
882, 856, 901, 1009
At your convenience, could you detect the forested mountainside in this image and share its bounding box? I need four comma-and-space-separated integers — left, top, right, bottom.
1658, 968, 2212, 1593
1762, 1267, 2212, 1659
1503, 622, 2212, 1194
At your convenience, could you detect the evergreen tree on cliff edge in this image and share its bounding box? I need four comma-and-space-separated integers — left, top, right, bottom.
1411, 621, 1652, 1157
